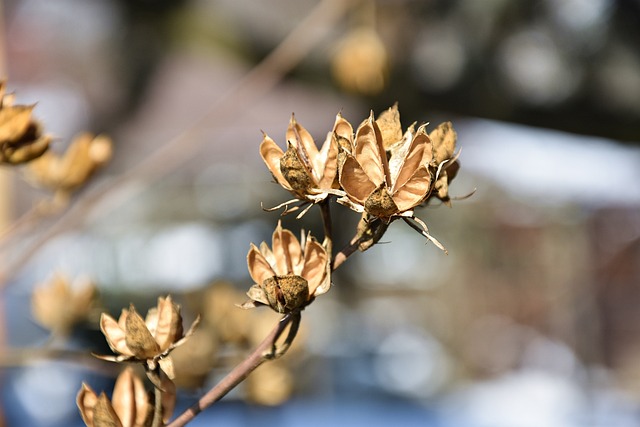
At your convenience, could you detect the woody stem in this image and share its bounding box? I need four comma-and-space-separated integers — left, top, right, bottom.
166, 314, 294, 427
152, 377, 163, 427
320, 200, 333, 259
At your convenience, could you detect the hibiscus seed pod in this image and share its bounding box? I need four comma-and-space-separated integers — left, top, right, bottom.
364, 183, 398, 218
262, 275, 309, 314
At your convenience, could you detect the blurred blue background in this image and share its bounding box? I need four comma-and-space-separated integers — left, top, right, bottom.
1, 0, 640, 426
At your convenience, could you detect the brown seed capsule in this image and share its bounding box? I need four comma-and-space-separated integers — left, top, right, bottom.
262, 275, 309, 314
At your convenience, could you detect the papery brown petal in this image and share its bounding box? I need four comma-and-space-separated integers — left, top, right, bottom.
159, 368, 177, 423
259, 135, 291, 190
430, 121, 456, 166
338, 153, 376, 204
0, 105, 34, 141
354, 114, 387, 187
153, 296, 183, 352
125, 305, 161, 359
286, 114, 321, 181
376, 103, 403, 149
244, 284, 271, 307
93, 393, 123, 427
301, 237, 330, 296
159, 356, 176, 381
77, 383, 99, 426
392, 165, 432, 211
316, 131, 339, 190
100, 313, 134, 357
364, 183, 399, 218
111, 368, 150, 427
248, 244, 277, 285
271, 221, 303, 275
333, 112, 354, 153
391, 124, 430, 194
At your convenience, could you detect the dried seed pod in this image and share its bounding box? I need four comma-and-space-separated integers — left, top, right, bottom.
31, 273, 96, 336
262, 275, 309, 314
241, 221, 330, 313
24, 132, 112, 194
96, 296, 199, 376
0, 83, 51, 165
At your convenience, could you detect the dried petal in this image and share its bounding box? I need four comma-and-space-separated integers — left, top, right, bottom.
376, 103, 403, 149
354, 114, 387, 187
111, 368, 151, 427
93, 393, 123, 427
247, 244, 277, 285
77, 383, 100, 426
300, 237, 330, 296
429, 121, 456, 166
151, 296, 183, 352
260, 134, 291, 190
100, 313, 134, 357
271, 221, 303, 275
338, 153, 377, 204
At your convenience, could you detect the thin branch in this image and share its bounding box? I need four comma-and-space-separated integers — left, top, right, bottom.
166, 314, 294, 427
151, 378, 163, 427
320, 199, 333, 259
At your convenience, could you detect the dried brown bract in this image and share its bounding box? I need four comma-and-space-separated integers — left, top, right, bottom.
260, 114, 345, 216
240, 221, 331, 314
77, 367, 166, 427
96, 296, 200, 378
0, 81, 51, 165
25, 132, 112, 196
31, 272, 96, 336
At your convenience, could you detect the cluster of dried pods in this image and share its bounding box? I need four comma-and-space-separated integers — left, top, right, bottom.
72, 104, 460, 426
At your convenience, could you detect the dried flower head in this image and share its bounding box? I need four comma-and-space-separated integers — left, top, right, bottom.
25, 132, 112, 195
337, 105, 459, 251
0, 81, 51, 165
31, 272, 96, 336
240, 221, 330, 313
77, 367, 159, 427
260, 114, 346, 216
96, 296, 199, 378
331, 28, 388, 96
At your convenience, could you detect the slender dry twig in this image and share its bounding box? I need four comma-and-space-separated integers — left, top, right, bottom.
0, 0, 351, 288
152, 381, 163, 427
166, 314, 294, 427
320, 200, 333, 256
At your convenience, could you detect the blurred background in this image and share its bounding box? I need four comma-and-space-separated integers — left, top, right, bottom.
1, 0, 640, 426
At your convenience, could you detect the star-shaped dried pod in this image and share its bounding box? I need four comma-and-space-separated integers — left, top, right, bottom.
338, 107, 456, 252
0, 81, 51, 165
96, 296, 200, 377
24, 132, 112, 195
240, 221, 331, 314
77, 367, 155, 427
338, 111, 433, 219
260, 114, 344, 217
31, 272, 96, 336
